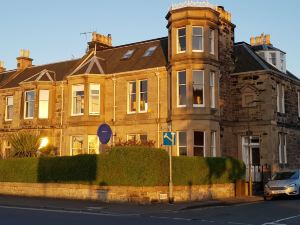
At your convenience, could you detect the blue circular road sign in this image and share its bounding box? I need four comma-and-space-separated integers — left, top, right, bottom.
97, 123, 112, 144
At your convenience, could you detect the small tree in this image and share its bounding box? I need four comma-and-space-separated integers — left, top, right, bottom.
8, 131, 41, 158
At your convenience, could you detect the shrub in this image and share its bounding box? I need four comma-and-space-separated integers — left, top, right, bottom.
8, 131, 41, 157
0, 147, 245, 186
173, 157, 246, 185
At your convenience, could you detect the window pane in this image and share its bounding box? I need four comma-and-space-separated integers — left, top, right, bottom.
89, 84, 100, 115
25, 91, 35, 118
194, 131, 204, 146
143, 46, 157, 57
209, 29, 214, 54
178, 71, 186, 106
178, 28, 186, 52
72, 136, 84, 155
6, 96, 13, 120
72, 85, 84, 115
39, 90, 49, 119
140, 134, 147, 144
178, 132, 187, 156
139, 80, 148, 112
88, 135, 99, 154
210, 72, 215, 108
122, 49, 135, 59
193, 71, 204, 105
192, 27, 203, 51
128, 81, 136, 112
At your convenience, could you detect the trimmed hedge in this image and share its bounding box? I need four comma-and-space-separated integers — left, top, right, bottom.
0, 147, 245, 186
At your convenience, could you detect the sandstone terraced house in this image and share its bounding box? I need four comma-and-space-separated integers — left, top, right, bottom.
1, 1, 300, 178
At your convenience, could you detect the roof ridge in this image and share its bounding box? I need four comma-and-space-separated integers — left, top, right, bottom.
99, 36, 168, 52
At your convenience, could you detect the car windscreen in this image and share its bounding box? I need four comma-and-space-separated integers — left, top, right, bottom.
272, 172, 298, 180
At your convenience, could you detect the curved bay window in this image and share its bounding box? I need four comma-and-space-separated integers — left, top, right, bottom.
24, 90, 35, 119
72, 85, 84, 116
177, 71, 186, 107
177, 27, 186, 53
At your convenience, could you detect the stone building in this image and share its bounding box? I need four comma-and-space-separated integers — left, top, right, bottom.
0, 1, 299, 174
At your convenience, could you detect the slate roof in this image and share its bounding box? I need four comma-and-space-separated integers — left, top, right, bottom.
233, 42, 299, 81
1, 59, 80, 89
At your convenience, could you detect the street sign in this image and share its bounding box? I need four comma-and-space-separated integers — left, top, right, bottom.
163, 132, 176, 146
97, 123, 112, 144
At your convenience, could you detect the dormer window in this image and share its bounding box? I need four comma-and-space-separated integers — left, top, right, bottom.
122, 49, 135, 59
177, 27, 186, 53
143, 46, 157, 57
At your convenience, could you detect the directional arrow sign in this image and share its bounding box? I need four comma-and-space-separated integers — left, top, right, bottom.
163, 132, 176, 146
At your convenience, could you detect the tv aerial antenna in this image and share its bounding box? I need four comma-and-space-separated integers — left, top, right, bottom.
80, 31, 93, 42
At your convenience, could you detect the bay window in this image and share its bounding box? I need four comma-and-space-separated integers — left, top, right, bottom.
88, 135, 99, 154
208, 29, 214, 54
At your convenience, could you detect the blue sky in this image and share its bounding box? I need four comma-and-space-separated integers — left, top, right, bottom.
1, 0, 299, 76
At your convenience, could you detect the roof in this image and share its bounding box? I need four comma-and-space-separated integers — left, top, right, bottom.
251, 44, 286, 54
95, 37, 168, 74
1, 59, 80, 89
233, 42, 299, 81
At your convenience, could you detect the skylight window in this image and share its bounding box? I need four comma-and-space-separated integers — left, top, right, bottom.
122, 49, 135, 59
143, 46, 157, 57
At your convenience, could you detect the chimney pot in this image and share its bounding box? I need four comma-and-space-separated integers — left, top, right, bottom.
17, 49, 33, 70
0, 61, 6, 73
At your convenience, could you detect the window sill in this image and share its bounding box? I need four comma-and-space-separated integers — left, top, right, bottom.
193, 104, 205, 108
89, 113, 100, 116
192, 50, 204, 53
71, 114, 84, 117
177, 51, 186, 54
177, 105, 187, 108
4, 119, 13, 122
24, 117, 34, 120
127, 111, 137, 115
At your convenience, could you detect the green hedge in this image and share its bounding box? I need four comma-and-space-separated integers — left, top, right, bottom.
0, 147, 245, 186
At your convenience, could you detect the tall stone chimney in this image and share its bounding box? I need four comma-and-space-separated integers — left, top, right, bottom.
250, 34, 272, 46
88, 32, 112, 52
0, 61, 5, 73
17, 49, 33, 70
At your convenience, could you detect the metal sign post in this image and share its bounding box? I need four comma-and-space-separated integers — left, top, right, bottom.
163, 132, 176, 203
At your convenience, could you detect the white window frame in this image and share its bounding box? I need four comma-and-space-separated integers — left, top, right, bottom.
209, 29, 214, 54
210, 71, 215, 108
138, 79, 148, 113
177, 71, 187, 107
177, 131, 187, 156
193, 70, 205, 107
177, 27, 186, 53
210, 131, 216, 157
24, 90, 35, 119
5, 96, 13, 121
269, 52, 277, 66
71, 84, 84, 116
194, 131, 205, 157
89, 83, 100, 115
38, 90, 49, 119
192, 26, 204, 52
127, 81, 137, 114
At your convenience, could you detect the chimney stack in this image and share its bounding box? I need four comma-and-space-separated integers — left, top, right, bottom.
17, 49, 33, 70
0, 61, 5, 73
88, 32, 112, 52
250, 34, 272, 46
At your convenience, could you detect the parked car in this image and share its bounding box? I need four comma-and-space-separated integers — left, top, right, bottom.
264, 170, 300, 200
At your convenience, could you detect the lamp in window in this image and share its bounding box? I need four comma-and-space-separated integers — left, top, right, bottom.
39, 137, 49, 149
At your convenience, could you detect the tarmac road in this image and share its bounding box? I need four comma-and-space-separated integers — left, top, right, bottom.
0, 195, 299, 225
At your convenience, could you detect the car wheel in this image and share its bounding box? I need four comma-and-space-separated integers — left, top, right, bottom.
264, 195, 272, 201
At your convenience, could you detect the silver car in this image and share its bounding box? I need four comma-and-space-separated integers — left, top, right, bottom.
264, 170, 300, 200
